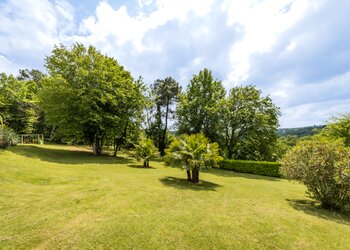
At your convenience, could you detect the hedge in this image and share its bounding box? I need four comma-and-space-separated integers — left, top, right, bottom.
219, 159, 281, 177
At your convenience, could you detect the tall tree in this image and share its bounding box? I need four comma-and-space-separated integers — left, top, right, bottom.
219, 85, 280, 160
148, 77, 181, 155
0, 73, 41, 134
176, 68, 225, 142
40, 43, 144, 155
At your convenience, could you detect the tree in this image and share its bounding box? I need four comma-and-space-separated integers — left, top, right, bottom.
40, 43, 144, 155
219, 85, 280, 160
147, 77, 181, 156
0, 73, 41, 134
281, 139, 350, 211
176, 69, 225, 142
134, 136, 159, 167
317, 114, 350, 146
108, 76, 146, 157
165, 133, 222, 183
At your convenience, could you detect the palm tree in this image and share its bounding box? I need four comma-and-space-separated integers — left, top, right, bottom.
134, 136, 159, 167
165, 133, 222, 183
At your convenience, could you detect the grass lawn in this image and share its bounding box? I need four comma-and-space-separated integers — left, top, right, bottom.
1, 144, 350, 249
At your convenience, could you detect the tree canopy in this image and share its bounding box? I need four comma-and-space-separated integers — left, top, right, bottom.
317, 114, 350, 146
176, 68, 226, 142
0, 72, 42, 134
219, 85, 280, 160
147, 77, 181, 155
40, 43, 145, 155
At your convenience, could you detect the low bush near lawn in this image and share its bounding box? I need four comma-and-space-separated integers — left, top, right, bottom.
281, 139, 350, 211
0, 126, 19, 149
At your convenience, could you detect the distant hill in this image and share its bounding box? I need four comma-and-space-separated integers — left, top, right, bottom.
277, 125, 325, 137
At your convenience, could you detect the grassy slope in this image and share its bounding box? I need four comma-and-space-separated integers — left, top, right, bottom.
0, 145, 350, 249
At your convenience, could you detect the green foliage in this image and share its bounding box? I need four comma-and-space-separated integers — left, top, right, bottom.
147, 77, 181, 155
220, 159, 281, 177
0, 126, 19, 149
0, 72, 42, 134
317, 114, 350, 146
165, 133, 223, 183
281, 139, 350, 211
134, 136, 159, 167
273, 135, 299, 160
40, 43, 144, 155
220, 85, 280, 160
176, 69, 226, 142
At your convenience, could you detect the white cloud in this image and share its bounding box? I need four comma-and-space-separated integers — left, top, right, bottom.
282, 99, 350, 127
0, 0, 76, 71
222, 0, 318, 86
270, 71, 350, 127
78, 0, 215, 52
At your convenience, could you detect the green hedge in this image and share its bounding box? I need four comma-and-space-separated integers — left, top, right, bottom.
219, 159, 281, 177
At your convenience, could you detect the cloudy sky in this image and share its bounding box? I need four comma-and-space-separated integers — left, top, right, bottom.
1, 0, 349, 128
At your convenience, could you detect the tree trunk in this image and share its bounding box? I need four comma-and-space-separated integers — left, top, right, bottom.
92, 141, 102, 155
143, 160, 147, 167
92, 136, 103, 156
160, 99, 169, 156
113, 139, 118, 157
146, 160, 149, 168
191, 169, 199, 183
156, 103, 162, 150
186, 170, 192, 181
227, 148, 234, 159
113, 122, 129, 157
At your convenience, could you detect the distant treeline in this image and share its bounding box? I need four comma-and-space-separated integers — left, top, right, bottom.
277, 125, 325, 137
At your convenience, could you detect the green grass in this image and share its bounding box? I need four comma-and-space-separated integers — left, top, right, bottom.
1, 144, 350, 249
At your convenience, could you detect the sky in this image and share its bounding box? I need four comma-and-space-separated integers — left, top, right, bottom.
1, 0, 349, 128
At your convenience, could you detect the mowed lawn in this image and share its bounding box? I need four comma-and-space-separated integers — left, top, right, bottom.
1, 145, 350, 249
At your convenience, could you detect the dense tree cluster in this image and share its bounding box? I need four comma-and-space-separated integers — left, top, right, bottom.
0, 43, 281, 162
177, 69, 280, 160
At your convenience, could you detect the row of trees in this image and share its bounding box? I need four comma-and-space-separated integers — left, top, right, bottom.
146, 68, 280, 161
0, 43, 280, 161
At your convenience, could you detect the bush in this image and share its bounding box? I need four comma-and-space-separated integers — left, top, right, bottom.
0, 126, 19, 149
220, 159, 281, 177
281, 139, 350, 211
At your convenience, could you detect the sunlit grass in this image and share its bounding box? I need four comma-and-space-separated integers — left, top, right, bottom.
0, 144, 349, 249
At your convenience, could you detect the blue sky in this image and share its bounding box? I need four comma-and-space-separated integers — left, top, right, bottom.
1, 0, 349, 128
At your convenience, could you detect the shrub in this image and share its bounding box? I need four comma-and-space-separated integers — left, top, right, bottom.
0, 126, 19, 149
281, 139, 350, 211
220, 159, 281, 177
134, 136, 158, 167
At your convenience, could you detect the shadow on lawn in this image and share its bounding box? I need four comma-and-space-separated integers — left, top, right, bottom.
159, 176, 221, 191
206, 168, 281, 182
287, 199, 350, 225
128, 164, 155, 169
10, 145, 133, 165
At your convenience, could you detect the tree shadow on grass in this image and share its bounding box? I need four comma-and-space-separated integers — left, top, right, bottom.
159, 176, 221, 191
205, 168, 281, 182
127, 164, 155, 169
9, 145, 133, 165
287, 199, 350, 225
